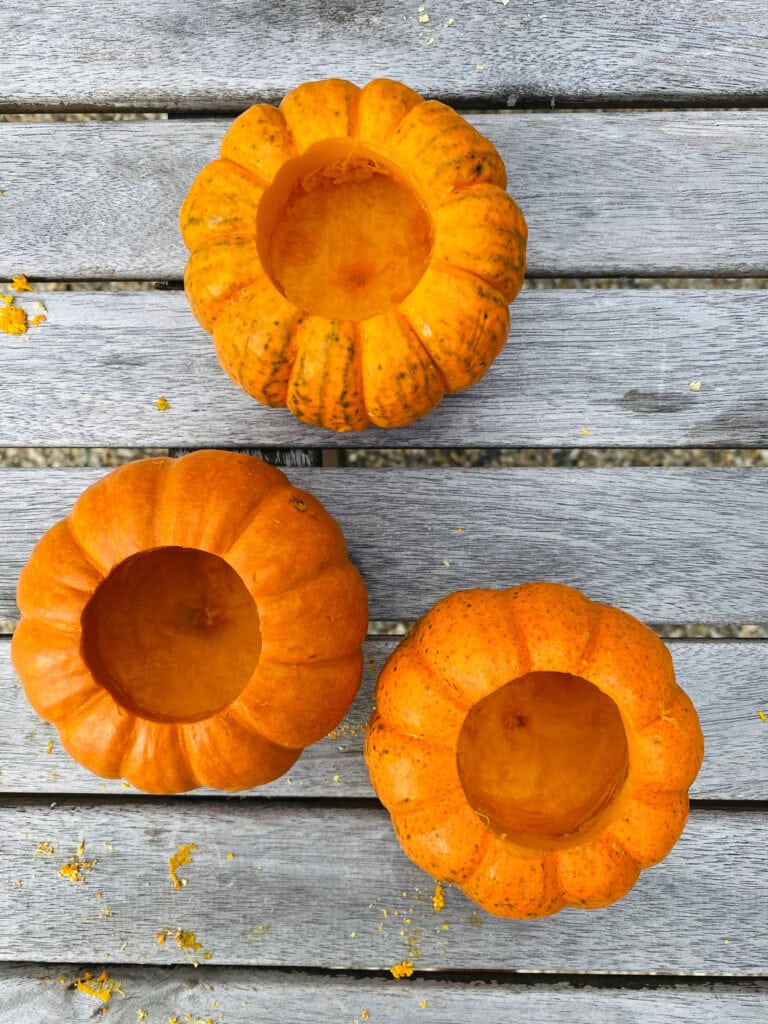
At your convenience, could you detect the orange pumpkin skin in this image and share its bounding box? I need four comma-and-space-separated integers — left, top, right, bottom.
364, 582, 704, 918
11, 450, 368, 794
180, 78, 527, 432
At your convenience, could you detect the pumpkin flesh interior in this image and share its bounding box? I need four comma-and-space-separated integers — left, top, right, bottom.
81, 547, 261, 724
457, 672, 629, 850
257, 139, 434, 321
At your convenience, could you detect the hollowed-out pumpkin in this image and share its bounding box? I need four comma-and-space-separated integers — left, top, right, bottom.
11, 450, 368, 794
180, 77, 527, 432
365, 582, 704, 918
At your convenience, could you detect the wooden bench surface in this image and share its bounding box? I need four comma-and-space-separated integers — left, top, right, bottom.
1, 2, 767, 1020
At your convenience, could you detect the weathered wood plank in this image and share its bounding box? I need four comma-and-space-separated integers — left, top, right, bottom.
1, 637, 765, 801
3, 1, 768, 110
2, 289, 766, 448
1, 802, 765, 973
1, 467, 766, 624
0, 966, 766, 1024
1, 113, 767, 278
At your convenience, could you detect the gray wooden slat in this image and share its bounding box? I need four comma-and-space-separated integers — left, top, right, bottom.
1, 637, 765, 801
3, 1, 768, 109
2, 467, 766, 624
2, 289, 767, 448
0, 967, 765, 1024
0, 802, 765, 973
1, 113, 767, 278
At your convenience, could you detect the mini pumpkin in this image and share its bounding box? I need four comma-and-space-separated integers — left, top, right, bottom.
365, 582, 704, 918
180, 77, 527, 432
11, 450, 368, 794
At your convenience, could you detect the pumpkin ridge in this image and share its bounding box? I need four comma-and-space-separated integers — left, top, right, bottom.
391, 788, 469, 828
220, 155, 272, 193
599, 828, 638, 868
404, 642, 475, 716
569, 601, 608, 678
62, 516, 109, 581
498, 590, 534, 677
170, 720, 201, 789
452, 825, 495, 888
392, 308, 450, 394
223, 695, 298, 753
541, 849, 566, 914
185, 235, 268, 333
216, 481, 294, 557
431, 260, 524, 308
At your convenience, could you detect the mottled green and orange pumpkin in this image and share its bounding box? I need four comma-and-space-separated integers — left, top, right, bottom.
365, 582, 704, 918
11, 450, 368, 794
180, 77, 527, 432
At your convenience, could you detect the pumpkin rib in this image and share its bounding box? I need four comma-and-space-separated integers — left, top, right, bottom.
11, 619, 103, 725
219, 103, 297, 183
180, 712, 301, 792
373, 644, 467, 744
179, 159, 269, 253
388, 99, 507, 198
355, 78, 424, 148
68, 458, 172, 576
212, 281, 306, 406
15, 520, 99, 631
184, 235, 268, 333
155, 449, 287, 554
398, 265, 510, 393
256, 561, 368, 666
228, 649, 363, 749
279, 79, 362, 153
392, 797, 492, 885
358, 310, 446, 429
58, 692, 138, 781
121, 720, 199, 795
286, 318, 370, 432
223, 485, 354, 604
555, 834, 642, 911
392, 307, 450, 394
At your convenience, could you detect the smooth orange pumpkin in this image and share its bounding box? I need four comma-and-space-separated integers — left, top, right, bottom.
180, 77, 527, 432
11, 450, 368, 794
365, 582, 704, 918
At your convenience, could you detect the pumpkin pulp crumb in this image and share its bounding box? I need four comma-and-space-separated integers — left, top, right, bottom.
155, 396, 171, 411
75, 969, 123, 1003
60, 852, 97, 883
432, 881, 445, 912
35, 841, 55, 856
390, 960, 414, 979
169, 842, 197, 889
10, 274, 31, 292
0, 299, 28, 335
758, 710, 767, 722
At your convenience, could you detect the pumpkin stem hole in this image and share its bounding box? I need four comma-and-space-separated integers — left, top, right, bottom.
258, 140, 433, 321
80, 547, 261, 724
457, 672, 629, 849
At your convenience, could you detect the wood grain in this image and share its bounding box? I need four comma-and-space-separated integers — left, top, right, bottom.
2, 288, 766, 448
1, 801, 765, 973
0, 966, 765, 1024
3, 1, 768, 110
1, 636, 765, 801
1, 113, 767, 278
2, 466, 766, 624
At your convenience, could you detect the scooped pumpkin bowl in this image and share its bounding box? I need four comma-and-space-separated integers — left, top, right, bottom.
364, 582, 704, 918
11, 450, 368, 794
180, 77, 527, 432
